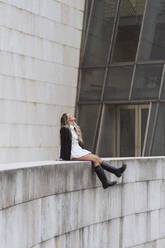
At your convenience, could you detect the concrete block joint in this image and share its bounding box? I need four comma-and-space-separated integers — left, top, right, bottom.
0, 157, 165, 248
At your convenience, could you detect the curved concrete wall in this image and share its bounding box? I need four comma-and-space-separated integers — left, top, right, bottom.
0, 157, 165, 248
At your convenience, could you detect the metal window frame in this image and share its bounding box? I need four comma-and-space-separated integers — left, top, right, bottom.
95, 104, 105, 154
78, 99, 165, 105
142, 101, 152, 156
80, 0, 89, 63
92, 0, 122, 153
148, 102, 160, 155
129, 62, 164, 101
158, 64, 165, 99
80, 60, 165, 69
75, 0, 95, 118
76, 0, 165, 157
80, 0, 96, 64
95, 104, 117, 156
129, 0, 149, 99
116, 104, 149, 157
137, 104, 150, 156
148, 63, 165, 155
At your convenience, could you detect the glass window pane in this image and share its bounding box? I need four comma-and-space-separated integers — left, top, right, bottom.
120, 108, 135, 156
160, 72, 165, 99
83, 1, 92, 36
83, 0, 118, 66
77, 104, 100, 151
112, 0, 146, 63
143, 103, 157, 156
104, 66, 133, 100
131, 64, 163, 100
97, 106, 116, 157
87, 0, 92, 23
79, 69, 105, 101
138, 0, 165, 61
141, 108, 148, 153
151, 103, 165, 156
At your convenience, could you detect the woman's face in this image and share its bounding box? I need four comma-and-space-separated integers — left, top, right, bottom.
67, 113, 75, 122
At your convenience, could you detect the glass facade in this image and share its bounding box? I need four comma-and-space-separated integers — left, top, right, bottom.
112, 0, 146, 62
104, 65, 133, 100
131, 64, 163, 100
76, 0, 165, 157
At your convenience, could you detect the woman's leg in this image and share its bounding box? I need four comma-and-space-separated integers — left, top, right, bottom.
72, 154, 127, 177
72, 154, 116, 189
72, 153, 102, 167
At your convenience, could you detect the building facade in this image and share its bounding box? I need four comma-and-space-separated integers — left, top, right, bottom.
76, 0, 165, 157
0, 0, 85, 163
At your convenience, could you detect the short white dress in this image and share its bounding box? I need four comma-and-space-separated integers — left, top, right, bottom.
70, 124, 91, 159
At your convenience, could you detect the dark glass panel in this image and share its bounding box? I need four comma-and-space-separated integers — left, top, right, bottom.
79, 68, 105, 101
143, 103, 157, 156
160, 72, 165, 99
120, 109, 135, 156
138, 0, 165, 61
77, 104, 100, 151
151, 103, 165, 155
84, 0, 92, 36
104, 66, 133, 100
112, 0, 146, 62
141, 108, 148, 153
83, 0, 118, 66
87, 0, 92, 23
131, 64, 163, 100
97, 106, 116, 157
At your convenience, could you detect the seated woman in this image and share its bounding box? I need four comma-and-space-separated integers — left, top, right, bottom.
60, 113, 127, 189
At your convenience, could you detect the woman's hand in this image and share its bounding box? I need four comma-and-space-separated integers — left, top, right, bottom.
55, 158, 63, 161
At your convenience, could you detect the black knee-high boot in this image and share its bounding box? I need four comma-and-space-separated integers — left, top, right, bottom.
100, 161, 127, 177
94, 165, 117, 189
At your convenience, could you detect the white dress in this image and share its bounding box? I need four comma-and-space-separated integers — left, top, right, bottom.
70, 124, 91, 159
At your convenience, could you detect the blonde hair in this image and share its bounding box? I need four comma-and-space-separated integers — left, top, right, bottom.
73, 121, 83, 144
60, 113, 83, 144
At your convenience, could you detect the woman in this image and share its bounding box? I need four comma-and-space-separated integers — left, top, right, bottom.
60, 113, 127, 189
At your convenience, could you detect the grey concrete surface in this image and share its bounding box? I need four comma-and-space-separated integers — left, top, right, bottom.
0, 0, 85, 163
0, 157, 165, 247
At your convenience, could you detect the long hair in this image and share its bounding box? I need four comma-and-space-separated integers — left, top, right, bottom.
60, 113, 83, 144
60, 113, 70, 128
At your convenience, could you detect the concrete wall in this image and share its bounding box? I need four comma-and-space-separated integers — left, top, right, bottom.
0, 0, 85, 163
0, 157, 165, 248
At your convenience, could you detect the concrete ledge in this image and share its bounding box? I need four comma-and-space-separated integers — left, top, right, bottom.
0, 157, 165, 248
